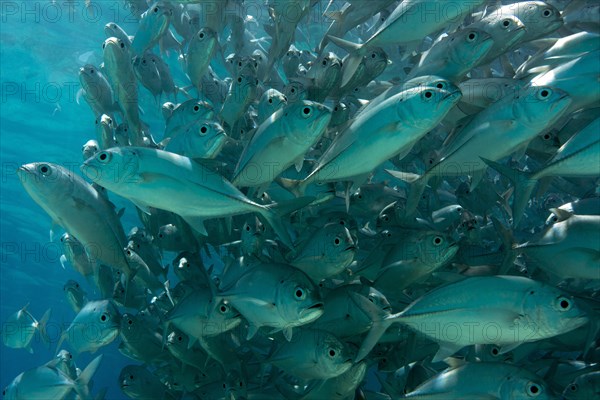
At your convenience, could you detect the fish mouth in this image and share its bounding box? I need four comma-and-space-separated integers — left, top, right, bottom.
345, 245, 357, 251
308, 302, 324, 310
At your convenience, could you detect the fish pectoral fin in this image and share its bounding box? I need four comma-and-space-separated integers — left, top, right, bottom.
384, 169, 421, 183
181, 215, 208, 236
432, 342, 465, 363
282, 327, 293, 341
246, 324, 260, 340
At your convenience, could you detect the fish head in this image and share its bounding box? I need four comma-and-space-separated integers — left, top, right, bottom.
190, 121, 227, 159
119, 365, 148, 395
78, 64, 101, 85
209, 299, 242, 334
284, 80, 308, 103
82, 139, 99, 161
120, 313, 140, 334
102, 37, 130, 68
283, 100, 332, 145
418, 231, 459, 266
517, 1, 563, 34
499, 372, 553, 400
317, 332, 356, 377
513, 85, 571, 130
396, 86, 462, 130
452, 28, 494, 64
562, 372, 600, 400
104, 22, 126, 39
143, 2, 172, 22
523, 285, 589, 338
484, 14, 527, 46
17, 162, 75, 207
364, 47, 390, 76
189, 27, 217, 54
277, 270, 323, 326
81, 147, 140, 189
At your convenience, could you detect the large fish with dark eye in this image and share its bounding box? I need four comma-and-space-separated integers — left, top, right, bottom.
217, 262, 324, 340
265, 328, 355, 380
119, 313, 171, 364
133, 53, 163, 101
2, 355, 102, 400
563, 371, 600, 400
77, 64, 118, 117
104, 21, 132, 46
17, 162, 130, 275
304, 52, 343, 102
82, 147, 301, 247
407, 28, 494, 82
163, 99, 214, 139
466, 14, 527, 68
185, 27, 218, 92
288, 222, 356, 282
2, 304, 51, 354
281, 86, 461, 197
165, 286, 242, 341
161, 120, 227, 159
392, 85, 571, 215
56, 300, 121, 355
131, 2, 172, 56
403, 362, 553, 399
232, 100, 331, 188
356, 275, 589, 363
485, 117, 600, 224
328, 0, 487, 86
102, 37, 146, 146
487, 0, 563, 43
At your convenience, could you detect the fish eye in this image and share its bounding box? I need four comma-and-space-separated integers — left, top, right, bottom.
467, 32, 477, 41
178, 336, 183, 341
543, 133, 550, 140
537, 88, 552, 100
371, 52, 376, 58
432, 236, 443, 246
302, 106, 312, 117
200, 125, 208, 135
153, 7, 159, 13
120, 42, 125, 49
127, 319, 133, 325
569, 384, 578, 392
100, 313, 108, 322
193, 105, 200, 112
423, 91, 433, 99
542, 8, 553, 17
333, 237, 341, 246
102, 43, 105, 49
502, 19, 511, 28
245, 225, 251, 231
527, 383, 541, 396
199, 32, 205, 39
219, 304, 229, 313
490, 346, 499, 356
90, 68, 94, 74
238, 61, 242, 67
268, 98, 273, 103
37, 164, 52, 176
97, 151, 111, 163
129, 375, 134, 380
328, 349, 336, 357
555, 296, 572, 311
322, 59, 327, 66
294, 287, 306, 300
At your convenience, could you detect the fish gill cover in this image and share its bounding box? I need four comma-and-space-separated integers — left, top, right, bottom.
1, 0, 599, 399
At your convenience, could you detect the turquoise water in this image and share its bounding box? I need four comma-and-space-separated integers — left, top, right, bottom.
0, 3, 148, 398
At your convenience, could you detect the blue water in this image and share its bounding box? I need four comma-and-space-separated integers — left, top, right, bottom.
0, 2, 152, 398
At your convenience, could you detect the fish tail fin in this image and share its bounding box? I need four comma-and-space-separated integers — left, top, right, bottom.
386, 169, 426, 215
327, 35, 365, 87
259, 208, 294, 249
276, 177, 308, 197
74, 355, 103, 400
38, 308, 52, 346
481, 158, 537, 227
355, 313, 399, 362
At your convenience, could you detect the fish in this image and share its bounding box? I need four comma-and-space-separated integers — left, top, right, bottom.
232, 100, 332, 188
3, 355, 102, 400
77, 64, 118, 118
357, 275, 589, 362
131, 2, 172, 56
63, 280, 88, 313
56, 300, 121, 354
17, 162, 130, 274
81, 146, 303, 247
2, 304, 51, 354
161, 120, 227, 159
217, 262, 324, 340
